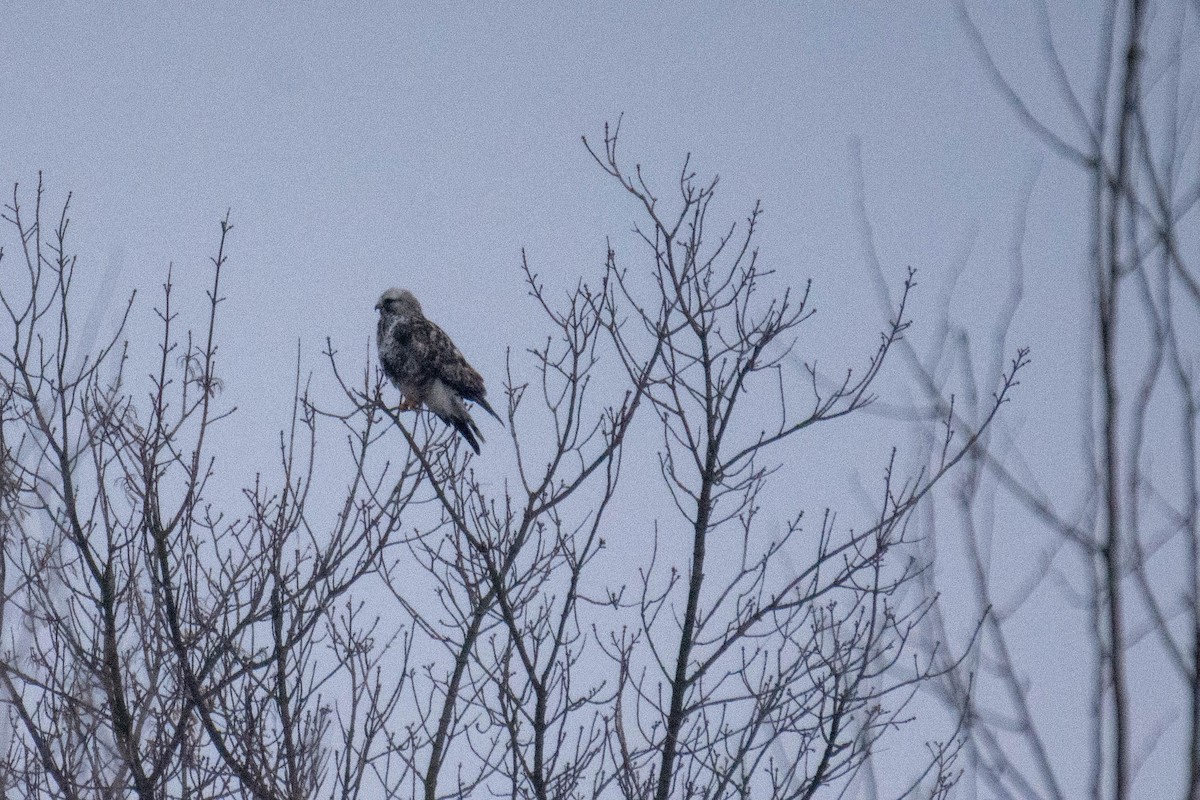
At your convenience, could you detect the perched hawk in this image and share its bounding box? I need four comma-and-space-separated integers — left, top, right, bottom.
375, 288, 501, 454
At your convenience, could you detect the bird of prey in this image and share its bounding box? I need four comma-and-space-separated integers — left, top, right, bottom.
375, 288, 501, 454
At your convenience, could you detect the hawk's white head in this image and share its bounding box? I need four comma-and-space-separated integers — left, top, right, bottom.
375, 288, 423, 320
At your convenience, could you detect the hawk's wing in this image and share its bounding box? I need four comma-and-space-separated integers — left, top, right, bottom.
416, 319, 501, 421
416, 319, 484, 394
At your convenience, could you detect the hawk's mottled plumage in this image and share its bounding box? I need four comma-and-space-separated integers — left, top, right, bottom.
375, 288, 501, 454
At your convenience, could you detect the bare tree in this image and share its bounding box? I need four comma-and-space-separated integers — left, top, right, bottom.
323, 250, 656, 800
575, 122, 1021, 800
868, 2, 1200, 798
1, 120, 1020, 798
0, 179, 414, 799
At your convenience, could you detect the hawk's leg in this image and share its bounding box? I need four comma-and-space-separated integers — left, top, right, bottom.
396, 395, 421, 412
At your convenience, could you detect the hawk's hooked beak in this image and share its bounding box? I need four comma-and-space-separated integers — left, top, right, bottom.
374, 300, 383, 311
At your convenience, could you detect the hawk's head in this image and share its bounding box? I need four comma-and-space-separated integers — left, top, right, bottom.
375, 288, 423, 320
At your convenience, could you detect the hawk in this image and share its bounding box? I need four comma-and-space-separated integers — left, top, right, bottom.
375, 288, 501, 454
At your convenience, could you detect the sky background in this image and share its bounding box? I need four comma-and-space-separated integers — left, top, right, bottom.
0, 3, 1093, 473
1, 2, 1180, 796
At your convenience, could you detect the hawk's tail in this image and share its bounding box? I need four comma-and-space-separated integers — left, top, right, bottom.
446, 411, 483, 455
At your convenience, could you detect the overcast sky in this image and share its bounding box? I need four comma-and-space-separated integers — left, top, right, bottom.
0, 3, 1071, 361
1, 3, 1098, 476
2, 3, 1177, 796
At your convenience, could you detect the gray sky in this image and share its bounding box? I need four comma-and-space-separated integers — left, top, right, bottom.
0, 3, 1057, 366
4, 2, 1175, 796
0, 3, 1088, 482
